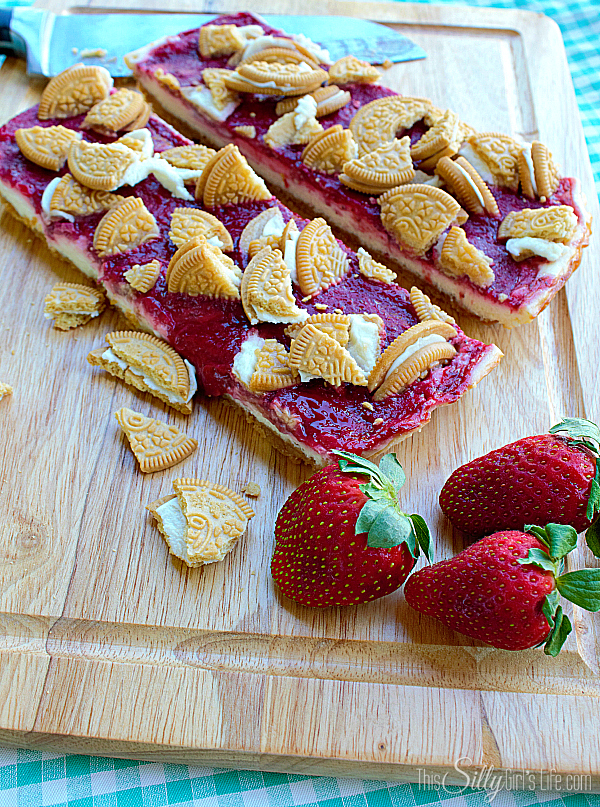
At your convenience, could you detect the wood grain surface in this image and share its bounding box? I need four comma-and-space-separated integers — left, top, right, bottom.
0, 0, 599, 784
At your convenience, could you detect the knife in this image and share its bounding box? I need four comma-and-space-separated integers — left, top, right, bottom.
0, 7, 426, 77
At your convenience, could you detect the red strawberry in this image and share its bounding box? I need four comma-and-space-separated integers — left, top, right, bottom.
439, 418, 600, 554
271, 451, 430, 608
404, 524, 600, 654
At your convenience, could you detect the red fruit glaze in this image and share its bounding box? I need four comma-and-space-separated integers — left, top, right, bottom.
439, 434, 595, 537
271, 465, 415, 607
404, 531, 556, 650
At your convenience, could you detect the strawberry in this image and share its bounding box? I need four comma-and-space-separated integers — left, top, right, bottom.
439, 417, 600, 554
271, 451, 430, 608
404, 524, 600, 654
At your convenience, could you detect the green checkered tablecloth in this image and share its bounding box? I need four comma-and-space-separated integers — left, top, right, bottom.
1, 0, 599, 804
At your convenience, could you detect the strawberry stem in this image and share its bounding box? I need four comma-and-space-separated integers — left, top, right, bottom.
333, 450, 431, 560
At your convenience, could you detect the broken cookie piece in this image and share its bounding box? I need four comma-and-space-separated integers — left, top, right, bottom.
43, 281, 106, 330
115, 407, 198, 472
147, 478, 255, 566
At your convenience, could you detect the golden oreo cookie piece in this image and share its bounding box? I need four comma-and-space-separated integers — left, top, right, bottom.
93, 197, 159, 257
169, 207, 233, 250
234, 125, 257, 138
202, 68, 240, 112
44, 281, 106, 330
276, 85, 351, 118
198, 144, 271, 206
226, 61, 329, 96
124, 260, 162, 293
82, 88, 145, 133
171, 478, 255, 565
248, 339, 298, 393
167, 235, 242, 298
239, 208, 285, 264
68, 139, 137, 192
264, 104, 323, 149
378, 184, 462, 255
199, 24, 246, 58
498, 206, 578, 243
242, 46, 318, 68
302, 126, 358, 175
411, 109, 462, 165
49, 174, 125, 218
160, 144, 217, 171
467, 132, 522, 191
15, 125, 82, 172
124, 100, 152, 132
328, 56, 381, 85
115, 407, 197, 473
295, 217, 350, 296
154, 67, 180, 90
372, 341, 457, 401
357, 248, 396, 284
368, 320, 457, 393
289, 323, 367, 387
518, 141, 561, 202
285, 312, 352, 345
439, 227, 495, 287
409, 286, 456, 325
435, 156, 499, 217
340, 136, 414, 194
241, 245, 306, 325
247, 235, 281, 259
38, 64, 112, 120
350, 96, 442, 156
88, 331, 194, 413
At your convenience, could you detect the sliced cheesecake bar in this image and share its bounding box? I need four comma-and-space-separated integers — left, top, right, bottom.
125, 12, 591, 327
0, 68, 501, 465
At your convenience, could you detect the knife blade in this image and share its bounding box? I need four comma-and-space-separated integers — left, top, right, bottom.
0, 7, 426, 77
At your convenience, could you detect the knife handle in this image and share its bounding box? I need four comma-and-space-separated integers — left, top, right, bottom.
0, 8, 26, 58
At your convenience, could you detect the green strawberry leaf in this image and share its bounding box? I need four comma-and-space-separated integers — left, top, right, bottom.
359, 483, 389, 500
355, 498, 391, 535
587, 471, 600, 521
585, 519, 600, 558
379, 454, 406, 492
525, 523, 577, 560
549, 418, 600, 449
410, 514, 431, 561
334, 450, 384, 481
524, 524, 550, 548
367, 509, 414, 550
543, 607, 572, 656
518, 548, 557, 574
555, 569, 600, 611
542, 587, 561, 628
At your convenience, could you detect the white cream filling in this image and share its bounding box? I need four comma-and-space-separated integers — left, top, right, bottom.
347, 314, 381, 376
102, 349, 197, 403
155, 497, 189, 562
261, 208, 285, 238
506, 237, 569, 263
454, 162, 485, 207
44, 309, 100, 319
122, 128, 155, 159
384, 335, 446, 382
180, 84, 239, 123
458, 143, 496, 186
41, 177, 74, 222
288, 33, 331, 64
283, 227, 300, 284
232, 333, 265, 385
294, 95, 318, 128
520, 144, 537, 195
237, 24, 265, 41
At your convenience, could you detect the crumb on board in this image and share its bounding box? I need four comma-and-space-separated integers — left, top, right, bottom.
242, 481, 261, 497
79, 47, 108, 59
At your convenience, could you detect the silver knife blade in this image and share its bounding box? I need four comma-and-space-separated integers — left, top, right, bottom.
6, 8, 425, 77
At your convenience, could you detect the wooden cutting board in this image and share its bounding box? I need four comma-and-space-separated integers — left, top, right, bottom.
1, 0, 600, 784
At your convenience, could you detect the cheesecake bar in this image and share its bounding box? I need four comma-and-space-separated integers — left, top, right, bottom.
125, 12, 591, 327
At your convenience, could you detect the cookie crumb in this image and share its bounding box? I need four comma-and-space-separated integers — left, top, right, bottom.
362, 401, 374, 411
314, 303, 328, 311
242, 481, 261, 497
373, 417, 384, 426
382, 59, 393, 70
302, 295, 311, 303
333, 308, 344, 314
